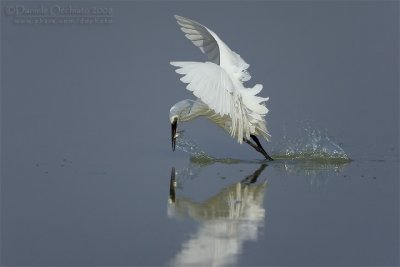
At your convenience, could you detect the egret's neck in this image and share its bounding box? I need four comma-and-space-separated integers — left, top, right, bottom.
170, 99, 208, 122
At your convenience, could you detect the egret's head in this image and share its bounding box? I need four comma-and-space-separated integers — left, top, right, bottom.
169, 114, 178, 124
169, 100, 196, 151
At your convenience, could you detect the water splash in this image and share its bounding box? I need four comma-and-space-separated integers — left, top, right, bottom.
174, 127, 350, 184
272, 124, 350, 162
176, 125, 350, 163
176, 132, 212, 160
176, 132, 243, 164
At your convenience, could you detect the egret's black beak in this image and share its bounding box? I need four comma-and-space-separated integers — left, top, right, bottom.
171, 118, 178, 151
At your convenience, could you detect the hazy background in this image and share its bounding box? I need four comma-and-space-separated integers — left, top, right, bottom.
1, 1, 398, 266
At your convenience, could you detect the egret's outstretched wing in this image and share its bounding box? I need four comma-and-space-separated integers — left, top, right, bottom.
174, 15, 251, 82
174, 15, 220, 65
171, 61, 234, 116
171, 61, 269, 142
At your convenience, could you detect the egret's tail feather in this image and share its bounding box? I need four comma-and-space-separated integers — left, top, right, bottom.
247, 84, 263, 96
240, 85, 269, 115
256, 124, 271, 142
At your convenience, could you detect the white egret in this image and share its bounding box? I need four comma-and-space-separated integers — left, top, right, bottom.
169, 15, 273, 160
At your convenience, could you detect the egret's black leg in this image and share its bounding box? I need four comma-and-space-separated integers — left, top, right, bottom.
244, 139, 270, 160
244, 135, 274, 161
250, 135, 273, 161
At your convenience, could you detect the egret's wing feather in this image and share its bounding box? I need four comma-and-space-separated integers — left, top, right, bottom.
174, 15, 220, 64
170, 61, 249, 141
174, 15, 255, 84
171, 61, 233, 115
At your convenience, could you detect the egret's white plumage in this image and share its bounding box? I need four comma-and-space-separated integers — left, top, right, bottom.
170, 15, 271, 150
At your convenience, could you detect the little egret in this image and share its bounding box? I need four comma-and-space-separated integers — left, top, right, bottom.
169, 15, 273, 160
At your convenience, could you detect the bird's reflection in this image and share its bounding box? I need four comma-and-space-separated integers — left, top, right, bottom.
168, 164, 268, 267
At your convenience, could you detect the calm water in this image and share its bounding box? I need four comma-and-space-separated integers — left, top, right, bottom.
1, 1, 398, 266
